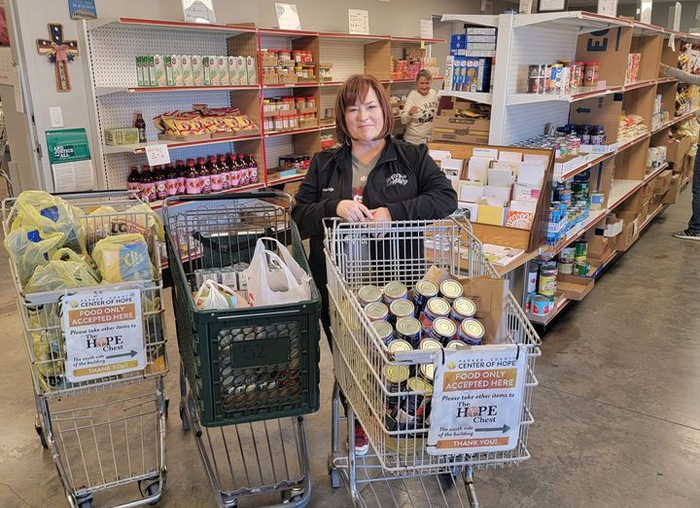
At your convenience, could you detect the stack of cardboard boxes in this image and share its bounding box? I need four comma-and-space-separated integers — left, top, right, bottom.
431, 97, 490, 144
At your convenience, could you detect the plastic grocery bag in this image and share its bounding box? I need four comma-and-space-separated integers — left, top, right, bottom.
25, 259, 101, 293
92, 233, 154, 283
51, 247, 101, 283
246, 237, 311, 306
194, 280, 249, 310
12, 191, 86, 253
3, 227, 66, 284
126, 203, 164, 241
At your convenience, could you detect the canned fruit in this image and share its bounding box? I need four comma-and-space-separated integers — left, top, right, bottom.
396, 317, 422, 348
450, 297, 477, 322
358, 285, 382, 306
365, 302, 389, 322
457, 318, 485, 345
439, 279, 463, 301
430, 317, 458, 345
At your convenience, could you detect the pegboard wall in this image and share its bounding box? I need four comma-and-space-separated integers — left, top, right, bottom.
504, 102, 570, 145
264, 136, 296, 169
319, 39, 365, 82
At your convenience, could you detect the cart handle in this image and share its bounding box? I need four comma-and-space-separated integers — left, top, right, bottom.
162, 190, 292, 218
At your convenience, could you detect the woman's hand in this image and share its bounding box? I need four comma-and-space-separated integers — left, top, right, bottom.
409, 106, 419, 116
336, 200, 373, 222
370, 207, 392, 222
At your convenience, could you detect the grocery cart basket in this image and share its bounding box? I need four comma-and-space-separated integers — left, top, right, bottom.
3, 192, 169, 508
324, 217, 541, 507
164, 192, 321, 507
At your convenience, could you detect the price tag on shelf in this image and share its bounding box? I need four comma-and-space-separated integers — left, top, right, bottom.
145, 144, 171, 166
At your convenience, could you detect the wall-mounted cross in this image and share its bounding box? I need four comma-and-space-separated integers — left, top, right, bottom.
36, 24, 78, 92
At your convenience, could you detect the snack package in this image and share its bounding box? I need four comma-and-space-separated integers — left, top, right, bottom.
3, 227, 66, 284
25, 259, 101, 293
12, 191, 86, 253
92, 233, 154, 283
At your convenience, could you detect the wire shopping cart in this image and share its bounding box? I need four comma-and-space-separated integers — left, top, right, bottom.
2, 191, 169, 508
163, 191, 321, 508
323, 217, 541, 507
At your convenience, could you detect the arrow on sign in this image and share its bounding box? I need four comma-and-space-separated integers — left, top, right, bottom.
475, 424, 510, 433
576, 107, 591, 114
106, 350, 138, 360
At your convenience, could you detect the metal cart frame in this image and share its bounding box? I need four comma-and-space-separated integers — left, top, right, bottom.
164, 191, 321, 508
323, 217, 541, 507
3, 192, 169, 508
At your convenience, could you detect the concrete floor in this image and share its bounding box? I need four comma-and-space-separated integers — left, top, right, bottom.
1, 187, 699, 508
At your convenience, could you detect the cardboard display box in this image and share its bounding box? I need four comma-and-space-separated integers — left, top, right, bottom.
556, 274, 595, 301
651, 169, 673, 195
615, 211, 640, 252
431, 115, 490, 144
663, 174, 682, 204
667, 135, 694, 169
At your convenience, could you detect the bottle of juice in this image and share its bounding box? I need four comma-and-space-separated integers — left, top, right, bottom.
185, 158, 200, 194
153, 165, 168, 200
165, 163, 179, 196
197, 157, 211, 194
246, 154, 259, 184
238, 154, 250, 186
175, 159, 187, 195
127, 165, 140, 199
134, 112, 147, 143
209, 155, 222, 192
140, 164, 155, 202
217, 154, 229, 190
228, 152, 241, 188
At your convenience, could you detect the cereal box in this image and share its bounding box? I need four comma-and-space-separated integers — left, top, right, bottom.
236, 56, 246, 85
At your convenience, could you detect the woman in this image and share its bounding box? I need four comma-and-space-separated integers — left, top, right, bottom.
400, 69, 439, 145
660, 63, 700, 241
291, 74, 457, 455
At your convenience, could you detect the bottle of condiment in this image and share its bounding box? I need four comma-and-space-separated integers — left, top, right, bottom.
134, 112, 147, 143
140, 164, 155, 202
197, 157, 211, 194
185, 158, 200, 195
127, 165, 140, 199
175, 159, 187, 195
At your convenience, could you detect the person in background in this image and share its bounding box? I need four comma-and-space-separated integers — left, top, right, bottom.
661, 63, 700, 241
291, 74, 457, 456
400, 69, 439, 145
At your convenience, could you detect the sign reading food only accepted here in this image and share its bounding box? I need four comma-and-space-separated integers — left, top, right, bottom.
427, 345, 527, 455
62, 288, 145, 383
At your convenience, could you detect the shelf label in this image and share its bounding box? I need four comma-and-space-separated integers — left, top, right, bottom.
62, 287, 146, 383
427, 345, 527, 455
145, 144, 171, 166
348, 9, 369, 35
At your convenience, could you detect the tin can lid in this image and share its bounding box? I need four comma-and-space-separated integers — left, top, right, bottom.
446, 340, 468, 350
432, 317, 457, 338
365, 302, 389, 320
390, 299, 415, 317
460, 318, 485, 339
420, 363, 435, 382
407, 376, 433, 395
385, 364, 410, 383
384, 281, 408, 300
419, 338, 443, 351
388, 338, 413, 353
452, 297, 476, 318
439, 280, 463, 299
415, 280, 439, 298
372, 320, 393, 339
426, 297, 451, 316
358, 285, 382, 304
396, 317, 422, 337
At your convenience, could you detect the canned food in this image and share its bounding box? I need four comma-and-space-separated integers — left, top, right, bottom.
439, 279, 463, 302
457, 318, 485, 345
412, 280, 439, 316
372, 320, 394, 346
405, 377, 434, 422
387, 338, 413, 354
419, 337, 442, 351
384, 364, 410, 407
558, 262, 574, 275
574, 240, 587, 259
364, 301, 389, 322
528, 76, 546, 94
419, 363, 435, 383
430, 317, 458, 345
450, 297, 477, 323
445, 339, 468, 350
538, 267, 557, 297
358, 285, 382, 306
396, 317, 422, 348
383, 281, 408, 304
389, 299, 415, 324
560, 247, 575, 264
532, 294, 550, 316
584, 61, 599, 87
420, 297, 451, 334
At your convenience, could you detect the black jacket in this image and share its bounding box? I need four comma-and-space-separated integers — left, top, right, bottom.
291, 137, 458, 327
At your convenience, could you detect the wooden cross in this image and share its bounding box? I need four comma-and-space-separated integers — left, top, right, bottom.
37, 24, 79, 93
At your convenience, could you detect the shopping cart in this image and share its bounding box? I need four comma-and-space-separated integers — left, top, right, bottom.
324, 217, 541, 507
2, 191, 169, 508
163, 191, 321, 508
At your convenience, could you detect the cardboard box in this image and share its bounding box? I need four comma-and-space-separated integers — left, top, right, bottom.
667, 135, 694, 168
181, 55, 193, 86
616, 215, 640, 252
652, 169, 673, 195
431, 115, 490, 144
466, 27, 497, 35
556, 274, 595, 301
278, 73, 298, 84
450, 34, 467, 56
587, 231, 613, 259
662, 174, 681, 204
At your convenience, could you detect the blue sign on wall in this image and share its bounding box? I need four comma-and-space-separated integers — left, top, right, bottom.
68, 0, 97, 20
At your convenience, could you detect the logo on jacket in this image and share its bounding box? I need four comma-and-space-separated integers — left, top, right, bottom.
322, 187, 335, 192
386, 173, 408, 187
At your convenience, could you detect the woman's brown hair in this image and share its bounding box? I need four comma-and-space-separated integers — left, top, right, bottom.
335, 74, 393, 144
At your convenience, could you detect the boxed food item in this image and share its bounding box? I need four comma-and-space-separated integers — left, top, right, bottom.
146, 56, 156, 86
104, 127, 140, 146
153, 54, 166, 87
202, 55, 211, 85
136, 56, 145, 86
217, 56, 229, 85
164, 55, 175, 86
236, 56, 246, 85
228, 56, 238, 85
181, 55, 194, 86
208, 56, 219, 85
450, 34, 467, 56
246, 56, 257, 84
191, 55, 204, 85
170, 54, 183, 86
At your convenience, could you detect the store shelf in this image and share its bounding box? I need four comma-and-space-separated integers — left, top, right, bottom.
560, 152, 617, 182
87, 17, 257, 34
95, 84, 260, 97
608, 179, 644, 210
103, 133, 262, 155
512, 11, 632, 30
643, 163, 668, 183
262, 82, 320, 89
507, 79, 667, 107
267, 171, 307, 186
616, 132, 650, 153
545, 209, 608, 257
259, 28, 319, 37
390, 36, 445, 44
440, 14, 499, 28
494, 250, 540, 277
148, 181, 266, 211
264, 126, 322, 138
439, 90, 493, 105
528, 296, 572, 325
640, 203, 667, 231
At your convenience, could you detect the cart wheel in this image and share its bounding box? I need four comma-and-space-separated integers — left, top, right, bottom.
281, 487, 304, 503
329, 468, 342, 489
139, 479, 161, 505
179, 402, 190, 431
75, 494, 93, 508
164, 398, 170, 419
35, 423, 48, 449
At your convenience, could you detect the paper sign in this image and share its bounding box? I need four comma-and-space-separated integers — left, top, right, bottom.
349, 9, 369, 35
145, 144, 171, 166
427, 345, 527, 455
182, 0, 216, 24
420, 19, 433, 40
275, 3, 301, 30
668, 2, 681, 31
68, 0, 97, 20
62, 287, 146, 383
597, 0, 618, 17
640, 0, 653, 23
46, 128, 95, 192
519, 0, 533, 14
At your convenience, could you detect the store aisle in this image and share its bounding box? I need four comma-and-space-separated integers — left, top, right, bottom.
0, 187, 699, 508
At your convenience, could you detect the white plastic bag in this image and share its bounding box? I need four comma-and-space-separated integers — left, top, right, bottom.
246, 237, 311, 307
194, 280, 248, 310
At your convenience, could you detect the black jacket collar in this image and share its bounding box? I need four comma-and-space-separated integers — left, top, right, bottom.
332, 135, 398, 168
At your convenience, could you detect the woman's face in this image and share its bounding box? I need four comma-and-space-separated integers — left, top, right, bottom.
417, 76, 432, 95
344, 87, 385, 143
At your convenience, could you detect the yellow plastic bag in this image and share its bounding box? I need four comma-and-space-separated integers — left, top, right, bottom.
51, 247, 101, 283
126, 203, 164, 241
12, 191, 86, 253
27, 308, 65, 392
92, 233, 154, 283
3, 227, 66, 284
25, 259, 101, 293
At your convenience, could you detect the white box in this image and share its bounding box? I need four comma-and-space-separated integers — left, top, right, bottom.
466, 35, 497, 43
136, 56, 144, 86
153, 55, 165, 86
246, 56, 257, 85
236, 56, 247, 85
170, 55, 183, 86
466, 27, 497, 35
208, 56, 219, 86
218, 56, 229, 85
202, 55, 211, 85
181, 55, 194, 86
228, 56, 238, 85
191, 55, 204, 86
